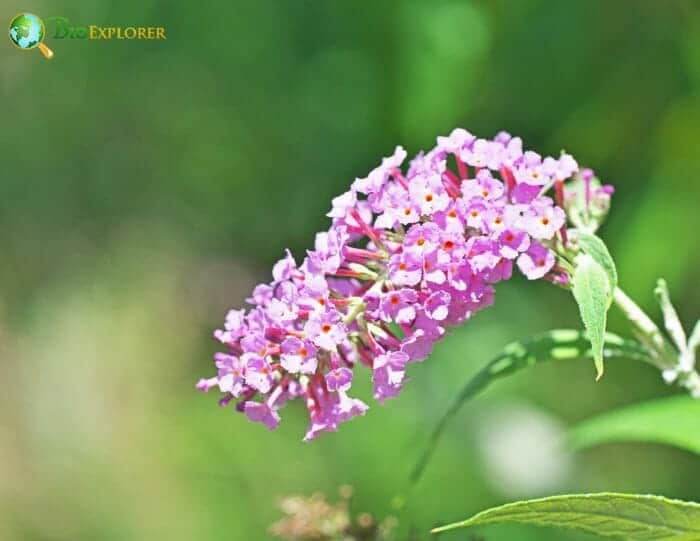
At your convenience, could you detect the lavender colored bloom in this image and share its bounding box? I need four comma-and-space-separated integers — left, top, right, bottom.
424, 291, 451, 321
244, 354, 274, 394
498, 229, 530, 259
280, 337, 318, 374
198, 127, 612, 440
379, 288, 418, 324
372, 351, 410, 402
244, 401, 280, 431
522, 199, 566, 240
517, 241, 556, 280
326, 367, 353, 392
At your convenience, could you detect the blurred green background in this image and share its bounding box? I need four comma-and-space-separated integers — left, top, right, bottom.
2, 1, 700, 539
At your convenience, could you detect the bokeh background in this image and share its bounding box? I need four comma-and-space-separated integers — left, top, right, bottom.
2, 1, 700, 539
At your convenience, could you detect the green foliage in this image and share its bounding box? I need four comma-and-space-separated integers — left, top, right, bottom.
431, 493, 700, 539
571, 253, 613, 379
569, 395, 700, 455
574, 231, 618, 297
411, 330, 650, 484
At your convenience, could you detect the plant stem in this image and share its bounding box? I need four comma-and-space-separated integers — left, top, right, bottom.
612, 287, 676, 367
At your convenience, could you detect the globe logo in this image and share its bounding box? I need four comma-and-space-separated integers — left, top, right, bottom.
8, 13, 54, 59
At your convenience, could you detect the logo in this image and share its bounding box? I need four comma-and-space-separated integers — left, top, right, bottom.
8, 13, 54, 59
8, 13, 167, 60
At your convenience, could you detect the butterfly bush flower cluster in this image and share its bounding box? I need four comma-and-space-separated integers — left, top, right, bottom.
197, 128, 611, 440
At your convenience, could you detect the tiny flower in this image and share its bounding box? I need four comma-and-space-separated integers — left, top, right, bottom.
280, 337, 318, 374
436, 127, 476, 154
244, 354, 274, 394
522, 200, 566, 240
327, 189, 357, 218
404, 222, 441, 258
244, 401, 281, 431
517, 241, 556, 280
272, 249, 297, 283
498, 229, 530, 259
372, 351, 410, 402
326, 367, 353, 392
409, 173, 450, 216
379, 288, 418, 324
424, 290, 451, 321
388, 252, 422, 286
352, 146, 406, 195
304, 311, 347, 351
214, 352, 246, 396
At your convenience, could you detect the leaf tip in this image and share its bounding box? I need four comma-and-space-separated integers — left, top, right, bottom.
594, 357, 605, 381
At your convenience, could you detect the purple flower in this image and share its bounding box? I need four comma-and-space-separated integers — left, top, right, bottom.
198, 127, 609, 440
409, 173, 450, 216
326, 367, 353, 392
372, 351, 409, 402
280, 337, 318, 374
351, 146, 406, 195
272, 249, 297, 283
517, 241, 556, 280
213, 352, 246, 396
244, 401, 280, 431
243, 354, 274, 394
388, 252, 422, 286
404, 223, 441, 258
424, 290, 451, 321
304, 310, 347, 351
498, 229, 530, 259
379, 288, 418, 324
522, 199, 566, 240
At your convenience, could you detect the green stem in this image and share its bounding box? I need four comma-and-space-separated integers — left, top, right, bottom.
612, 286, 678, 371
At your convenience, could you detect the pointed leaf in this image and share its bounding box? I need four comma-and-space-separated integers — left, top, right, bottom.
575, 230, 618, 295
569, 395, 700, 455
410, 330, 650, 484
432, 493, 700, 540
572, 253, 611, 379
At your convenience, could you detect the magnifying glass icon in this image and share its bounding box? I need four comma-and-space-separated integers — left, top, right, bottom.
8, 13, 54, 59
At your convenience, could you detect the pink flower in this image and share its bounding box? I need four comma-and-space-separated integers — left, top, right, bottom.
244, 402, 280, 431
517, 241, 556, 280
197, 128, 611, 440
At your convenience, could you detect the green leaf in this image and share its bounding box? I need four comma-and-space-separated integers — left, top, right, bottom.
431, 493, 700, 540
574, 230, 618, 295
569, 395, 700, 455
572, 253, 612, 380
410, 330, 650, 485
